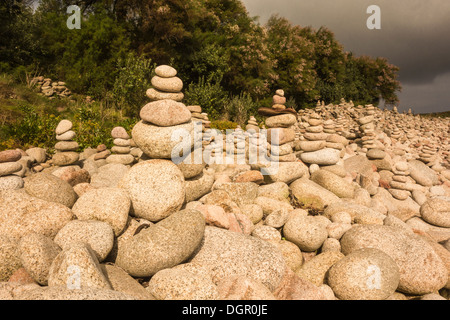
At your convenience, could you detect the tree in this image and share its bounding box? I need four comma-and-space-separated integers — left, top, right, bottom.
265, 15, 318, 108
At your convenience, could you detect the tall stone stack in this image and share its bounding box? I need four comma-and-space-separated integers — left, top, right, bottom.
0, 150, 24, 190
133, 65, 210, 190
246, 116, 259, 132
132, 65, 194, 161
51, 120, 79, 166
357, 108, 377, 152
419, 143, 438, 167
388, 161, 414, 201
106, 127, 135, 165
265, 111, 297, 163
299, 113, 340, 166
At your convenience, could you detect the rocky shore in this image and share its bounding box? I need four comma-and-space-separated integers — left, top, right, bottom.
0, 66, 449, 300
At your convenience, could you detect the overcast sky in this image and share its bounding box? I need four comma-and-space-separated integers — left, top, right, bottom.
242, 0, 450, 113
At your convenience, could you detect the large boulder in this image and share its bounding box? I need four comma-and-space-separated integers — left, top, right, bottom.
327, 248, 400, 300
310, 169, 355, 198
0, 190, 74, 240
185, 226, 286, 292
132, 120, 194, 159
119, 160, 185, 222
289, 177, 340, 211
115, 209, 205, 277
71, 187, 130, 236
340, 225, 447, 295
24, 172, 77, 208
408, 159, 439, 186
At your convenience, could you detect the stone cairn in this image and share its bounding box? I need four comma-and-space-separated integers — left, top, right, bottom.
246, 116, 259, 132
299, 112, 340, 166
133, 65, 193, 160
265, 90, 297, 163
51, 119, 79, 166
419, 143, 438, 167
388, 161, 413, 200
31, 76, 72, 98
357, 105, 378, 152
224, 125, 247, 164
133, 65, 213, 201
106, 127, 135, 165
0, 150, 24, 190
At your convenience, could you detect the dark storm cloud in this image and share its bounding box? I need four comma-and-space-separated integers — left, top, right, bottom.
242, 0, 450, 112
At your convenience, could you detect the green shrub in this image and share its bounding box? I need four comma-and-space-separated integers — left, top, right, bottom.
224, 92, 260, 127
210, 120, 238, 131
184, 76, 228, 120
111, 53, 155, 117
1, 103, 60, 150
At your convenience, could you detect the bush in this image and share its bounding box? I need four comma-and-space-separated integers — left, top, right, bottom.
223, 92, 260, 127
0, 103, 60, 150
184, 76, 228, 120
210, 120, 238, 131
72, 102, 138, 151
111, 53, 155, 117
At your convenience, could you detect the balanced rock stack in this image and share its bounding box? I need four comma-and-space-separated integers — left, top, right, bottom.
323, 119, 336, 134
265, 108, 297, 162
223, 126, 247, 164
92, 144, 110, 163
146, 65, 184, 102
258, 88, 297, 120
188, 105, 204, 124
419, 144, 438, 166
357, 108, 378, 152
51, 120, 79, 166
132, 65, 194, 160
388, 161, 413, 201
106, 127, 135, 165
0, 150, 24, 190
299, 113, 340, 166
185, 105, 209, 151
246, 116, 259, 132
272, 89, 287, 109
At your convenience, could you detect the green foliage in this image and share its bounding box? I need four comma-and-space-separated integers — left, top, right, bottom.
184, 77, 228, 120
0, 104, 60, 150
111, 53, 155, 117
224, 93, 260, 127
210, 120, 238, 131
